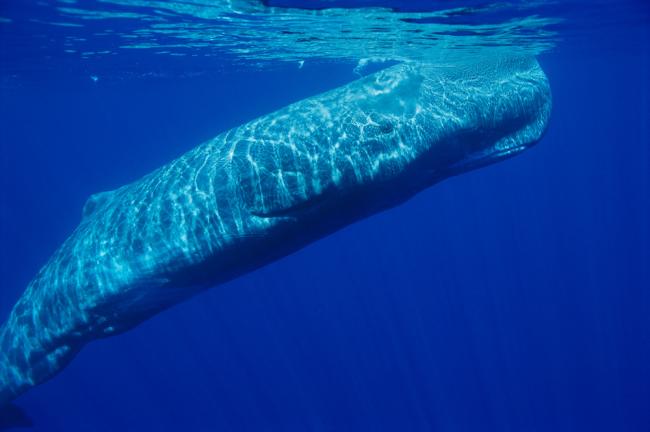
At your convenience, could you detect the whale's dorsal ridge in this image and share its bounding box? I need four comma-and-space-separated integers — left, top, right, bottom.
82, 190, 115, 219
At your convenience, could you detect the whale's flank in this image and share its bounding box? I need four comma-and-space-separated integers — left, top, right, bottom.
0, 57, 551, 405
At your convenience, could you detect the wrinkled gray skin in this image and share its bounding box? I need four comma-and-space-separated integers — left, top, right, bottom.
0, 57, 551, 405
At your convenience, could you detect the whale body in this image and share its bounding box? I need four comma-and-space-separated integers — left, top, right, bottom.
0, 57, 551, 405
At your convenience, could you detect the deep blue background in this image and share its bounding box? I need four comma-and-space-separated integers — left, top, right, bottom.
1, 10, 649, 432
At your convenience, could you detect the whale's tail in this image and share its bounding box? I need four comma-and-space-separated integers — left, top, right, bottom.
0, 325, 33, 431
0, 322, 32, 430
0, 324, 13, 407
0, 306, 87, 410
0, 324, 30, 409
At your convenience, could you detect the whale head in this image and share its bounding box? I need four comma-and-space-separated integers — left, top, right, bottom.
433, 60, 552, 177
348, 57, 552, 193
231, 56, 551, 222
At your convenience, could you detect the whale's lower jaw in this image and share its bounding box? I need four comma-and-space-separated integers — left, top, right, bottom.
0, 56, 551, 406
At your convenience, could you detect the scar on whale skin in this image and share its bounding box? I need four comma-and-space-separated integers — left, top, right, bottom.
0, 56, 551, 406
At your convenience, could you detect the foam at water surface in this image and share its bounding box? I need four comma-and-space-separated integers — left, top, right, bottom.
0, 0, 561, 68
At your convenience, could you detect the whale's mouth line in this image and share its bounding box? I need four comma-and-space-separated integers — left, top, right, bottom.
446, 144, 529, 176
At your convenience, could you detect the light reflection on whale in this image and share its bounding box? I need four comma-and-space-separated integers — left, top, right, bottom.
0, 56, 551, 405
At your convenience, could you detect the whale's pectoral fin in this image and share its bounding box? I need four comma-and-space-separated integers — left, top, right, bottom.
249, 190, 330, 219
0, 403, 33, 430
82, 190, 115, 219
90, 276, 190, 334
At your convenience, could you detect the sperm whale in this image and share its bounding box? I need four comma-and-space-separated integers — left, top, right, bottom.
0, 56, 551, 405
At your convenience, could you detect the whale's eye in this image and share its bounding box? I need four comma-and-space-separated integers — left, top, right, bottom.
367, 113, 394, 135
379, 120, 394, 134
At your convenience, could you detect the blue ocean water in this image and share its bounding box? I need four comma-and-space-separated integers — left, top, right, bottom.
0, 1, 649, 431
